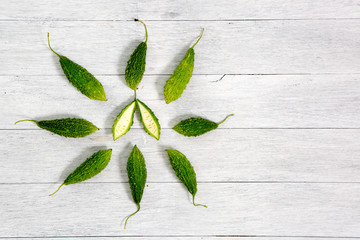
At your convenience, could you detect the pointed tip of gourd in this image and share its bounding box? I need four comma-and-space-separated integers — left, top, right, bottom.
49, 183, 64, 196
191, 28, 205, 49
218, 114, 234, 125
14, 119, 37, 125
124, 204, 140, 229
192, 195, 207, 208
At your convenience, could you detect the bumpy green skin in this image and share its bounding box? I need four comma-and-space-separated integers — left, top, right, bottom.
127, 145, 147, 205
59, 56, 107, 101
173, 117, 218, 137
164, 48, 195, 104
125, 42, 147, 90
136, 99, 161, 140
112, 100, 136, 140
64, 149, 112, 185
36, 118, 99, 138
166, 149, 197, 197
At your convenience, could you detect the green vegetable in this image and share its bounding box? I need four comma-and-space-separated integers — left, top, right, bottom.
163, 28, 204, 104
47, 33, 107, 101
136, 99, 161, 140
125, 145, 147, 229
49, 149, 112, 196
14, 118, 99, 138
125, 19, 148, 90
112, 100, 136, 140
173, 114, 234, 137
166, 149, 207, 208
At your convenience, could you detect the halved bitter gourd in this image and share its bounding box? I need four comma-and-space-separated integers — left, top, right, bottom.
136, 99, 161, 140
112, 100, 137, 140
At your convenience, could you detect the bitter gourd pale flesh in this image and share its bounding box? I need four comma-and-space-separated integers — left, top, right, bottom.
136, 99, 161, 140
124, 145, 147, 229
125, 19, 148, 90
49, 149, 112, 196
15, 118, 99, 138
163, 28, 204, 104
173, 114, 234, 137
166, 149, 207, 208
47, 33, 107, 101
112, 100, 137, 140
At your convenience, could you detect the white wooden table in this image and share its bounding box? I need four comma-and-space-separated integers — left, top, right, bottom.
1, 1, 360, 239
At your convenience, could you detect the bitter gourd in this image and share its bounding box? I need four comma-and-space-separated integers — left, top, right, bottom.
49, 149, 112, 196
125, 145, 147, 229
163, 28, 204, 104
136, 99, 161, 140
14, 118, 99, 138
112, 100, 136, 140
166, 149, 207, 208
173, 114, 234, 137
47, 33, 107, 101
125, 19, 148, 90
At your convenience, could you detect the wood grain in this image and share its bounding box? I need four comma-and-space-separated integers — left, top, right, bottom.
1, 20, 359, 75
1, 183, 359, 237
3, 74, 360, 129
1, 0, 360, 21
1, 129, 360, 183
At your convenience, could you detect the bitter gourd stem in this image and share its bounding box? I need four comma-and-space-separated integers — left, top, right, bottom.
218, 114, 234, 125
135, 19, 148, 43
191, 28, 204, 49
47, 33, 61, 57
124, 204, 140, 229
192, 195, 208, 208
49, 183, 64, 196
134, 90, 137, 99
14, 119, 37, 125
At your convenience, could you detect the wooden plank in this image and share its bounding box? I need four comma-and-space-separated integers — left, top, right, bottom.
0, 238, 357, 240
2, 74, 360, 129
1, 183, 360, 237
1, 20, 359, 75
1, 0, 360, 21
1, 129, 360, 183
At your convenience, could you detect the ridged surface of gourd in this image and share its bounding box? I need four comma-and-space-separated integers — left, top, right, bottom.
163, 48, 195, 104
59, 56, 107, 101
125, 42, 147, 90
64, 149, 112, 185
127, 145, 147, 204
136, 99, 161, 140
173, 117, 218, 137
112, 100, 136, 140
166, 149, 197, 196
17, 118, 99, 138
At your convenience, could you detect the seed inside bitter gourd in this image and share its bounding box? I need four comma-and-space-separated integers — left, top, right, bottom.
49, 149, 112, 196
172, 114, 234, 137
15, 118, 99, 138
47, 33, 107, 101
112, 100, 137, 140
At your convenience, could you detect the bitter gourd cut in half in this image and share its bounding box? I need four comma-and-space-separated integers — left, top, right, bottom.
124, 145, 147, 229
163, 28, 204, 104
166, 149, 207, 208
136, 99, 161, 140
125, 19, 148, 90
47, 33, 107, 101
112, 100, 137, 141
49, 149, 112, 196
172, 114, 234, 137
14, 118, 99, 138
